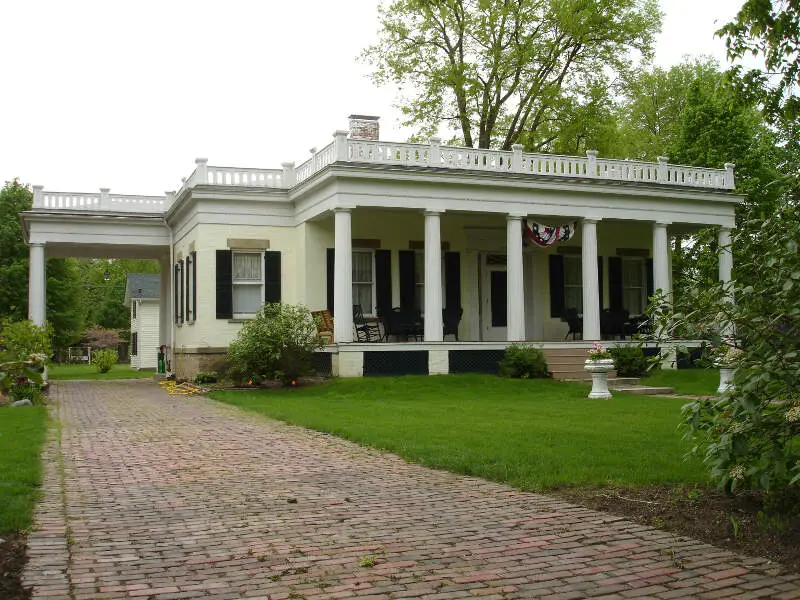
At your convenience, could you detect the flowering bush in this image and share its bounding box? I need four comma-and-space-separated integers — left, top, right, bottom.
709, 344, 744, 367
0, 320, 51, 399
587, 342, 612, 360
227, 303, 325, 386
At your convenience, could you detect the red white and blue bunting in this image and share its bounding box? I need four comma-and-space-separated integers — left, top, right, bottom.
523, 219, 578, 247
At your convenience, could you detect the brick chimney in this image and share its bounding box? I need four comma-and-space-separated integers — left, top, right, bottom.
348, 115, 380, 141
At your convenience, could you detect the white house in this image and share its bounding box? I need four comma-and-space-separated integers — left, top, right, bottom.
22, 115, 740, 379
124, 273, 161, 370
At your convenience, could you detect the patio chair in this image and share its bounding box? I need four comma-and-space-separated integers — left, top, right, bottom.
562, 307, 582, 340
353, 304, 383, 342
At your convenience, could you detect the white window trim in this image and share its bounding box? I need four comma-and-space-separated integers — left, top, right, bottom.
352, 249, 376, 317
232, 250, 265, 319
186, 254, 194, 323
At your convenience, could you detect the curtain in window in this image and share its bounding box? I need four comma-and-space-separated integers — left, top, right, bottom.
563, 257, 583, 312
622, 259, 644, 314
352, 252, 372, 283
233, 253, 261, 281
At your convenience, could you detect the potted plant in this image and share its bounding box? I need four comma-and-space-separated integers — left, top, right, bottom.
713, 343, 743, 394
584, 342, 615, 399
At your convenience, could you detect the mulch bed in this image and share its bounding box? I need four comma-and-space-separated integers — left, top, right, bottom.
552, 484, 800, 573
0, 533, 31, 600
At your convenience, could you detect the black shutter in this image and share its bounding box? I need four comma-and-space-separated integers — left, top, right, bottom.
609, 256, 623, 312
216, 250, 233, 319
444, 252, 461, 310
399, 250, 416, 310
549, 254, 565, 318
185, 255, 191, 322
597, 256, 604, 311
375, 249, 391, 314
173, 263, 179, 324
646, 258, 654, 305
264, 251, 281, 303
131, 332, 138, 356
179, 260, 185, 323
326, 248, 335, 312
191, 251, 197, 321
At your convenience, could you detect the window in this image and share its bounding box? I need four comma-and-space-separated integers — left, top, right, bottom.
352, 250, 374, 315
622, 258, 646, 315
414, 252, 425, 311
131, 332, 138, 356
186, 253, 193, 322
563, 256, 583, 313
132, 301, 137, 319
232, 251, 263, 317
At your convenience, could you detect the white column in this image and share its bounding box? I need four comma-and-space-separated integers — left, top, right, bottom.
718, 227, 733, 295
424, 210, 443, 341
28, 243, 46, 326
653, 221, 671, 296
159, 257, 171, 347
333, 208, 353, 343
581, 219, 600, 341
506, 214, 525, 341
718, 226, 735, 340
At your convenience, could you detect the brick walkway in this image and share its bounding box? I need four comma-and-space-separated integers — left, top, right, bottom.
24, 381, 800, 600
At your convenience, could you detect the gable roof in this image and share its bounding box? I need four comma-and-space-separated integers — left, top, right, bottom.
124, 273, 161, 305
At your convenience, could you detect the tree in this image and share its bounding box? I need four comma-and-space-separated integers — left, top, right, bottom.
718, 0, 799, 136
363, 0, 660, 149
0, 180, 84, 351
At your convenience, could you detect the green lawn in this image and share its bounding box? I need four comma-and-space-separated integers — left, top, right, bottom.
48, 363, 154, 381
0, 406, 48, 533
209, 374, 707, 491
643, 368, 720, 396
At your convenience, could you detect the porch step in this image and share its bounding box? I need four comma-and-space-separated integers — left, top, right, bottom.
610, 385, 675, 395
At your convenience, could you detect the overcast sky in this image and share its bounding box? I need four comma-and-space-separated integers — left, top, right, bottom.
0, 0, 745, 196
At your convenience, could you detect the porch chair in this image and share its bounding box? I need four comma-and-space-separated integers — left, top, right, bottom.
562, 307, 582, 340
353, 304, 383, 342
311, 310, 334, 344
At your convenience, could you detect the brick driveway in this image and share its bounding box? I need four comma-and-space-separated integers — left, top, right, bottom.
24, 381, 800, 600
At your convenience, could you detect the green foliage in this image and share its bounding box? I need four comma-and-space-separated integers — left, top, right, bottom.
362, 0, 660, 149
609, 345, 653, 377
718, 0, 799, 130
653, 202, 800, 498
194, 371, 218, 384
0, 180, 84, 350
91, 348, 118, 373
227, 303, 325, 385
0, 320, 51, 394
498, 344, 550, 379
9, 382, 43, 405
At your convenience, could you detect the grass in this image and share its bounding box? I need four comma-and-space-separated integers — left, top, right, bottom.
48, 363, 154, 381
209, 374, 707, 491
0, 405, 48, 533
643, 368, 720, 396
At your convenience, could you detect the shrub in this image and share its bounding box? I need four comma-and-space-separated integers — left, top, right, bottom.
0, 319, 52, 362
227, 303, 325, 385
10, 381, 44, 405
84, 326, 124, 349
194, 371, 218, 384
91, 348, 118, 373
609, 345, 654, 377
498, 345, 550, 379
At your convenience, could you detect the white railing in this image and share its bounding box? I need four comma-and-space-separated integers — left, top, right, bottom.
33, 188, 169, 214
31, 134, 734, 216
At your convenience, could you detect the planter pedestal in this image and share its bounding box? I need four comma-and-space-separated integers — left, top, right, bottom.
584, 358, 615, 399
717, 367, 735, 394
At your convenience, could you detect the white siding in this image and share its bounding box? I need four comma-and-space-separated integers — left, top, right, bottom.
130, 300, 160, 369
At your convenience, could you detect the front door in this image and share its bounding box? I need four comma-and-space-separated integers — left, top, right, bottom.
482, 253, 507, 341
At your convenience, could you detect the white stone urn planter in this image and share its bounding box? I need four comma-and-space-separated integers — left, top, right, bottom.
717, 366, 735, 394
584, 358, 615, 399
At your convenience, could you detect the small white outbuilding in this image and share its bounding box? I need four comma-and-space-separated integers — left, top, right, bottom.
124, 273, 161, 370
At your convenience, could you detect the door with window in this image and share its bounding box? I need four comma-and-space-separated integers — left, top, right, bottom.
481, 253, 507, 341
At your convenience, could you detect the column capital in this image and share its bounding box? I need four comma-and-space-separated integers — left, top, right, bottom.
654, 220, 671, 227
507, 212, 526, 220
29, 241, 45, 247
333, 205, 354, 213
423, 209, 445, 216
582, 217, 601, 225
